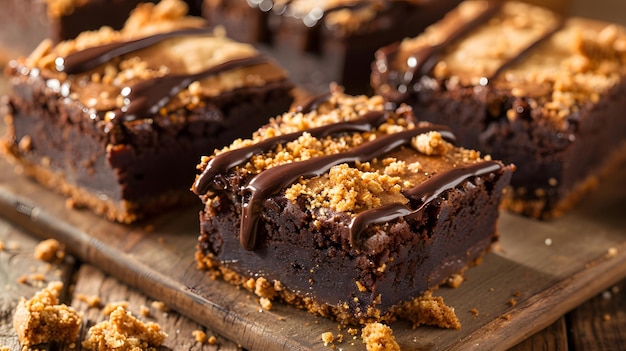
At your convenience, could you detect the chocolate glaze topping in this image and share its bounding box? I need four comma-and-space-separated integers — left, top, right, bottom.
192, 110, 389, 195
50, 27, 273, 123
349, 160, 502, 247
55, 27, 215, 74
374, 1, 502, 100
239, 125, 456, 250
295, 92, 332, 114
375, 1, 564, 99
115, 55, 269, 121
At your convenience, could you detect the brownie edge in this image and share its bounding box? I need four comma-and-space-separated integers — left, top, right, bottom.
194, 88, 514, 326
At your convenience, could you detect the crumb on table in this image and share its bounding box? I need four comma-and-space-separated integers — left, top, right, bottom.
12, 281, 82, 348
361, 322, 400, 351
82, 305, 167, 351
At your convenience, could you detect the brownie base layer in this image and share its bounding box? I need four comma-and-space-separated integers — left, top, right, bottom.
392, 79, 626, 219
196, 166, 512, 325
2, 77, 293, 223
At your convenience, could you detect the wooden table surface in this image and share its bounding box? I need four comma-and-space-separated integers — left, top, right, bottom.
1, 1, 625, 350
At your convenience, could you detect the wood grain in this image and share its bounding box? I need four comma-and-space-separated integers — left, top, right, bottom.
0, 147, 624, 351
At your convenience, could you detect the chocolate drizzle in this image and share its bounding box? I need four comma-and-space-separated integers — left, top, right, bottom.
53, 27, 272, 123
56, 27, 215, 74
116, 55, 269, 121
295, 92, 332, 114
375, 1, 565, 100
239, 124, 455, 250
192, 110, 389, 195
349, 161, 502, 247
375, 1, 502, 101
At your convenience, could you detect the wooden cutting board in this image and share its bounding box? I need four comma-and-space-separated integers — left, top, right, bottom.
1, 153, 625, 351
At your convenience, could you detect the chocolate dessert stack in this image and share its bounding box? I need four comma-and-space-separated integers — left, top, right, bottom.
203, 0, 463, 93
193, 87, 514, 326
1, 0, 294, 223
372, 0, 626, 218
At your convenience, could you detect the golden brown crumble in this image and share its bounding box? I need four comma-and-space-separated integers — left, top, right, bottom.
33, 238, 64, 262
102, 301, 129, 315
13, 282, 82, 348
76, 293, 102, 308
395, 291, 461, 329
82, 306, 167, 351
321, 331, 335, 347
150, 300, 170, 312
192, 330, 207, 343
361, 323, 400, 351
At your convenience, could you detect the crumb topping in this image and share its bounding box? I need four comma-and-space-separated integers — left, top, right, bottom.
14, 0, 286, 116
33, 238, 64, 262
393, 1, 626, 126
82, 306, 167, 351
204, 90, 486, 215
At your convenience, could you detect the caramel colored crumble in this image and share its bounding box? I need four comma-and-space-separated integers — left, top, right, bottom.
207, 335, 218, 345
76, 293, 102, 308
192, 330, 207, 343
150, 300, 170, 312
361, 323, 400, 351
412, 131, 451, 156
286, 164, 405, 214
396, 292, 461, 329
259, 297, 273, 310
140, 305, 151, 317
321, 332, 335, 347
607, 247, 618, 258
446, 274, 464, 288
82, 306, 167, 351
470, 308, 479, 316
13, 282, 82, 348
102, 301, 129, 315
33, 238, 64, 262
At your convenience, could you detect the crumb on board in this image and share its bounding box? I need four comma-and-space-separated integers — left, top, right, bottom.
470, 308, 479, 316
508, 298, 517, 307
140, 304, 151, 317
446, 273, 464, 288
102, 301, 129, 315
192, 330, 207, 343
150, 300, 169, 312
259, 297, 273, 310
607, 247, 618, 258
33, 238, 64, 262
76, 293, 102, 308
321, 332, 334, 347
82, 305, 167, 351
396, 291, 461, 329
361, 322, 400, 351
208, 335, 218, 345
13, 282, 82, 348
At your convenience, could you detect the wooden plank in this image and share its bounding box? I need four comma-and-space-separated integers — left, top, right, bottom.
61, 264, 241, 351
566, 279, 626, 351
509, 317, 568, 351
1, 147, 625, 351
0, 216, 76, 350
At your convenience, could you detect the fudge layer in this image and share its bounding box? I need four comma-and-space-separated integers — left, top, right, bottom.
372, 0, 626, 218
1, 0, 294, 223
193, 88, 514, 326
202, 0, 462, 94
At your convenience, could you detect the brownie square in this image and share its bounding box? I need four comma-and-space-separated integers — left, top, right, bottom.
193, 87, 514, 326
371, 0, 626, 218
1, 0, 294, 223
202, 0, 463, 94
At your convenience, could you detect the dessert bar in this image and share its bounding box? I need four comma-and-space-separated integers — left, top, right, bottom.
202, 0, 462, 94
372, 0, 626, 218
1, 0, 294, 223
193, 87, 514, 326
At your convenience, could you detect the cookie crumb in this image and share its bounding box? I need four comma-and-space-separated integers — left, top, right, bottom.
150, 300, 169, 312
192, 330, 207, 343
33, 238, 64, 262
361, 322, 400, 351
470, 308, 479, 316
446, 274, 464, 288
76, 293, 102, 308
13, 282, 81, 348
207, 335, 218, 345
102, 301, 129, 315
140, 304, 151, 317
322, 331, 334, 347
607, 247, 618, 258
82, 306, 167, 351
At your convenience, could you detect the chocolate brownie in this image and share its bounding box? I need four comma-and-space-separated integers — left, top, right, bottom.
202, 0, 462, 94
193, 87, 514, 326
1, 0, 294, 223
372, 0, 626, 218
